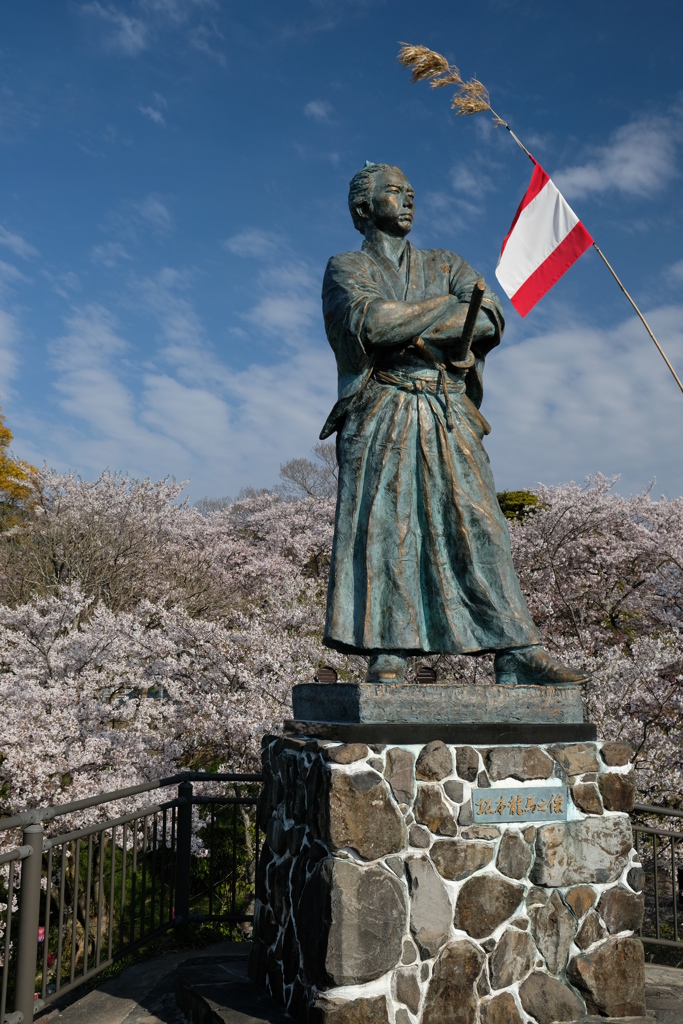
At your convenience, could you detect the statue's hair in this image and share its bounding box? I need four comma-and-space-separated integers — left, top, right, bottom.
348, 162, 403, 233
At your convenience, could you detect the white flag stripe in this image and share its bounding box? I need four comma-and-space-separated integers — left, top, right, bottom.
496, 178, 580, 297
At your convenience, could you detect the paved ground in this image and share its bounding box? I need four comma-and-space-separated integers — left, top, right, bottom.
176, 956, 290, 1024
36, 948, 683, 1024
644, 964, 683, 1024
37, 943, 247, 1024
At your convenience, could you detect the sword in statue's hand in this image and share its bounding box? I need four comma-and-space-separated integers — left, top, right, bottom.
447, 277, 486, 371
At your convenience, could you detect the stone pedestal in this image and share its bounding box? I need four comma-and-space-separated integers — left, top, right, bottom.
292, 681, 585, 726
250, 733, 647, 1024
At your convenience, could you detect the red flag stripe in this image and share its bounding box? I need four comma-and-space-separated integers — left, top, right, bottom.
509, 221, 594, 317
499, 161, 549, 258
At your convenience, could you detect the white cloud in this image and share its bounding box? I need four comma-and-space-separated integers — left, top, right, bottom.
0, 262, 30, 290
139, 105, 166, 126
133, 264, 336, 487
189, 24, 227, 65
669, 258, 683, 284
483, 303, 683, 497
37, 288, 683, 501
138, 0, 226, 63
134, 194, 173, 232
0, 225, 39, 260
243, 263, 319, 345
0, 86, 40, 144
417, 192, 472, 239
45, 271, 82, 298
304, 100, 332, 122
49, 305, 130, 411
292, 141, 341, 167
91, 241, 133, 267
83, 0, 224, 64
245, 294, 319, 343
0, 308, 21, 391
140, 0, 217, 23
46, 306, 189, 475
553, 117, 680, 200
9, 234, 335, 498
36, 287, 335, 498
418, 155, 502, 240
450, 163, 494, 200
108, 193, 173, 241
223, 228, 285, 260
141, 374, 231, 452
135, 267, 236, 390
81, 3, 148, 56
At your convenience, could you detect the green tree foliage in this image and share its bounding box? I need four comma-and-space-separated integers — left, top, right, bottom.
497, 489, 539, 521
0, 406, 37, 528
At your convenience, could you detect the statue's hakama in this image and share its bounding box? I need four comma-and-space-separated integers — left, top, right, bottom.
321, 239, 540, 656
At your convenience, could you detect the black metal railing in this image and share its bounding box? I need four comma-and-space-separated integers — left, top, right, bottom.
632, 802, 683, 950
0, 771, 262, 1023
1, 784, 680, 1022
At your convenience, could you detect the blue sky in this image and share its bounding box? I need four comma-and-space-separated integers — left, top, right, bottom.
1, 0, 682, 500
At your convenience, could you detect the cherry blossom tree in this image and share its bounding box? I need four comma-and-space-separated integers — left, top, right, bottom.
0, 467, 681, 827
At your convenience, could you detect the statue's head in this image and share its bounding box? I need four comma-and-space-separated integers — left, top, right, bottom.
348, 162, 414, 237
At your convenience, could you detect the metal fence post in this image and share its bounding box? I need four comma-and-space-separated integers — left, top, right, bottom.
15, 823, 44, 1022
174, 782, 192, 924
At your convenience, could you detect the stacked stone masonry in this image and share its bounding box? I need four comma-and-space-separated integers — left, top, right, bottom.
249, 736, 646, 1024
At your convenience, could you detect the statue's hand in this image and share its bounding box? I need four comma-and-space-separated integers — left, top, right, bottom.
426, 305, 466, 345
423, 307, 494, 350
473, 309, 495, 339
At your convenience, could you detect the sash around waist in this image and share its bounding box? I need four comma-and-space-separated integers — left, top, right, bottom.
373, 366, 490, 436
374, 367, 466, 395
320, 364, 480, 440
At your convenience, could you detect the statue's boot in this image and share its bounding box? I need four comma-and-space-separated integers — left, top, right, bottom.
494, 645, 590, 687
366, 652, 407, 684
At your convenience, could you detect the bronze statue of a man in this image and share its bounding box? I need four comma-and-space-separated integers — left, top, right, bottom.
320, 162, 587, 688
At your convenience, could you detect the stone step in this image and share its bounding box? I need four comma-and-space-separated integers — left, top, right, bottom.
570, 1018, 654, 1023
641, 962, 683, 1024
175, 955, 290, 1024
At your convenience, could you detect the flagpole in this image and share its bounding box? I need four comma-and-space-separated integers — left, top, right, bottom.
591, 244, 683, 397
492, 116, 534, 162
396, 46, 683, 399
494, 115, 683, 397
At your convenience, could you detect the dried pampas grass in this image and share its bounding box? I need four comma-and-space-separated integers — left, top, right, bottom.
451, 77, 490, 116
398, 44, 455, 84
398, 42, 506, 126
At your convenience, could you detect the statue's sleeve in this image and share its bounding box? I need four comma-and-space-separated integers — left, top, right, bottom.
322, 254, 386, 377
448, 253, 505, 409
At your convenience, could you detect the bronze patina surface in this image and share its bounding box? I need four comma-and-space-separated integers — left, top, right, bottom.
320, 163, 586, 689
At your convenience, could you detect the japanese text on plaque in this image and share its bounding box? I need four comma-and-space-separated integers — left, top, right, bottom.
471, 786, 569, 823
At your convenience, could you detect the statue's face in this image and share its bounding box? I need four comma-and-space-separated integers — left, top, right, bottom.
365, 168, 415, 237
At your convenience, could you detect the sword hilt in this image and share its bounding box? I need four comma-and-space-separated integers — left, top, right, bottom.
448, 277, 486, 371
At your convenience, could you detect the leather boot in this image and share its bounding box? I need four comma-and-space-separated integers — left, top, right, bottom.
366, 651, 408, 683
494, 645, 590, 687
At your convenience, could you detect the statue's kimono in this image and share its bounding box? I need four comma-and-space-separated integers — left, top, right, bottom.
320, 239, 540, 656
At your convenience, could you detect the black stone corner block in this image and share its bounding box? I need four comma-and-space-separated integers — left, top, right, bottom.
249, 938, 268, 988
283, 720, 597, 745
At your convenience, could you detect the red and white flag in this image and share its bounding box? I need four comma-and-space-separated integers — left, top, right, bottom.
495, 160, 593, 317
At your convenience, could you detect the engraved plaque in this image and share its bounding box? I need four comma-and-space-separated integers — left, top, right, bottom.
472, 786, 569, 824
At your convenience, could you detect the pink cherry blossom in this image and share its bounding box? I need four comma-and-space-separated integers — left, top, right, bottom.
0, 467, 680, 850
